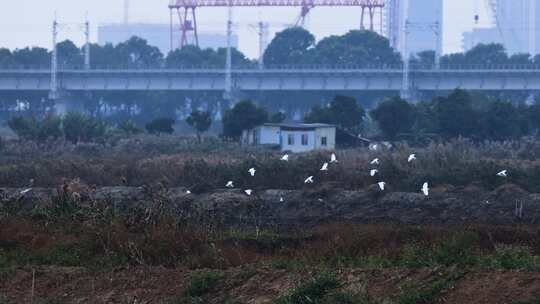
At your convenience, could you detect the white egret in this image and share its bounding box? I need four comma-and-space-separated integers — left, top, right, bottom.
421, 182, 429, 196
304, 176, 314, 184
408, 154, 416, 162
281, 154, 289, 161
20, 188, 32, 195
330, 153, 338, 163
370, 169, 378, 177
320, 162, 329, 171
497, 170, 508, 177
245, 189, 253, 196
370, 158, 380, 165
248, 168, 256, 177
378, 182, 386, 191
226, 181, 234, 188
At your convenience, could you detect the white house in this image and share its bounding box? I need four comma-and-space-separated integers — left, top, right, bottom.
242, 123, 336, 153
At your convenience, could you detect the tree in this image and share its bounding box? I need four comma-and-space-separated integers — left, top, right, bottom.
269, 111, 286, 123
12, 47, 50, 68
186, 110, 212, 142
63, 112, 107, 143
305, 95, 365, 133
222, 100, 268, 139
8, 115, 63, 141
480, 100, 524, 140
145, 117, 175, 135
433, 89, 479, 139
117, 120, 142, 135
371, 96, 416, 140
115, 36, 164, 68
57, 40, 83, 68
263, 27, 315, 65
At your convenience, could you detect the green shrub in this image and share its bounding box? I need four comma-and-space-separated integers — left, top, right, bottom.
274, 272, 340, 304
117, 120, 142, 135
184, 271, 224, 297
483, 245, 538, 270
145, 117, 175, 135
63, 112, 107, 143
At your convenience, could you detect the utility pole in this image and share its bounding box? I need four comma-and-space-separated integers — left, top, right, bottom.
529, 0, 536, 56
84, 12, 91, 70
50, 14, 59, 101
224, 0, 233, 103
257, 21, 269, 69
434, 3, 443, 69
400, 0, 410, 100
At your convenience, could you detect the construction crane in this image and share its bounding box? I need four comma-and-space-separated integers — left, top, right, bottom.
168, 0, 385, 49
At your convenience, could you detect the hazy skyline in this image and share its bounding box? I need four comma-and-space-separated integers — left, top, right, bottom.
0, 0, 489, 58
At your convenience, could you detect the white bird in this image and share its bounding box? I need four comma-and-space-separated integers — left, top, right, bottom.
248, 168, 256, 177
225, 181, 234, 188
245, 189, 253, 196
370, 158, 380, 165
186, 190, 192, 194
330, 153, 338, 163
408, 154, 417, 162
20, 188, 32, 195
421, 182, 429, 196
304, 176, 314, 184
377, 182, 386, 191
281, 154, 289, 161
370, 169, 378, 177
280, 197, 284, 202
320, 162, 329, 171
497, 170, 508, 177
369, 144, 378, 151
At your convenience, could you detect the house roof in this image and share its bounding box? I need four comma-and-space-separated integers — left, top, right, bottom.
260, 123, 336, 130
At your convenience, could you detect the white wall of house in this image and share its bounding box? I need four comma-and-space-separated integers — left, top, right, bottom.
315, 127, 336, 150
257, 126, 281, 145
281, 130, 316, 153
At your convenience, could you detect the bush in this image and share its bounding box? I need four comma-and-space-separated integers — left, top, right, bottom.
145, 117, 175, 135
483, 245, 538, 270
63, 112, 107, 143
117, 120, 142, 135
7, 115, 62, 141
184, 271, 224, 297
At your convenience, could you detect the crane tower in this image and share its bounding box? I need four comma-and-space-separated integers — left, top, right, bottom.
168, 0, 385, 49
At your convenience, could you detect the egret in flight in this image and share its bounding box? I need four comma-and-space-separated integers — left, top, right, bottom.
408, 154, 416, 162
370, 169, 378, 177
378, 182, 386, 191
226, 181, 234, 188
421, 182, 429, 196
320, 162, 329, 171
370, 158, 380, 165
248, 168, 256, 177
304, 176, 314, 184
497, 170, 508, 177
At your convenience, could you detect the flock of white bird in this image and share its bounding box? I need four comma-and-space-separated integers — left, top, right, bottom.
178, 146, 510, 200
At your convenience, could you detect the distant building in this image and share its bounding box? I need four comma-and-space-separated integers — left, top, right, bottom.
462, 0, 540, 55
98, 23, 239, 55
385, 0, 443, 55
242, 123, 336, 153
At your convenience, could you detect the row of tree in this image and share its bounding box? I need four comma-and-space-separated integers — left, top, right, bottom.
3, 27, 540, 70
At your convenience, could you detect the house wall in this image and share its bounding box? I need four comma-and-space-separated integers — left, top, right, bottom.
314, 127, 336, 150
281, 130, 316, 153
258, 126, 280, 145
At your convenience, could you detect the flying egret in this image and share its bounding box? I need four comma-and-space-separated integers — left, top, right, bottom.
370, 169, 378, 177
280, 197, 284, 202
421, 182, 429, 196
497, 170, 508, 177
248, 168, 256, 177
408, 154, 416, 162
245, 189, 253, 196
370, 158, 380, 165
281, 154, 289, 161
330, 153, 338, 163
320, 162, 329, 171
304, 176, 314, 184
378, 182, 386, 191
369, 144, 378, 151
20, 188, 32, 195
226, 181, 234, 188
186, 190, 192, 194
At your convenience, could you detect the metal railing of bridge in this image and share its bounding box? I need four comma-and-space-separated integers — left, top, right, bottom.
4, 64, 540, 71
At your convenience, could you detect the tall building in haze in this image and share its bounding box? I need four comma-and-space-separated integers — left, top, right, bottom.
385, 0, 443, 55
462, 0, 538, 55
98, 23, 239, 55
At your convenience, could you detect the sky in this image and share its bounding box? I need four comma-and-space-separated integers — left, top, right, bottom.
0, 0, 489, 58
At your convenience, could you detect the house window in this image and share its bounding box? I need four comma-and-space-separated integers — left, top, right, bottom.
321, 136, 327, 146
301, 134, 308, 146
287, 134, 295, 145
